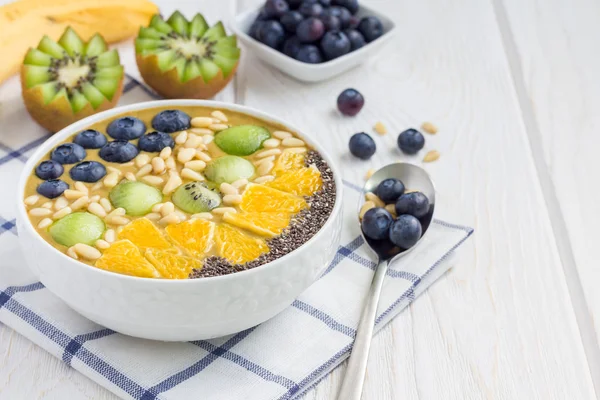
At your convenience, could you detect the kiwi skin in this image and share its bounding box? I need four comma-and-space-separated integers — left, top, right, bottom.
20, 71, 124, 133
136, 53, 238, 99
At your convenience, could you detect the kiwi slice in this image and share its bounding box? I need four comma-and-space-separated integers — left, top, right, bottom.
49, 212, 105, 247
172, 182, 221, 214
21, 28, 124, 132
204, 155, 255, 184
134, 12, 241, 99
215, 125, 271, 156
109, 181, 163, 216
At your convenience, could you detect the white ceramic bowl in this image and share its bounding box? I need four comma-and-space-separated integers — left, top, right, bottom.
231, 4, 397, 82
16, 100, 343, 341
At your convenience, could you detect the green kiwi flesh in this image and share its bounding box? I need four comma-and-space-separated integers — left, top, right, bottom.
171, 182, 222, 214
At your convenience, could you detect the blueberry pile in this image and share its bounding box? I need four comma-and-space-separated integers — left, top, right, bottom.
35, 110, 191, 199
361, 178, 431, 251
249, 0, 385, 63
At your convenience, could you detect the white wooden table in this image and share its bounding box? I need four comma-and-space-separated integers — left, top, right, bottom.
2, 0, 599, 398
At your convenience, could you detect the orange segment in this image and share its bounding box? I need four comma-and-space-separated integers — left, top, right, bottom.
145, 248, 202, 279
165, 218, 215, 257
215, 224, 269, 264
95, 240, 160, 278
266, 167, 322, 197
117, 218, 172, 249
240, 184, 307, 213
272, 151, 305, 176
223, 211, 291, 237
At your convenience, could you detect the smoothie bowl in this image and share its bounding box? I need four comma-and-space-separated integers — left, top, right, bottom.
16, 100, 343, 341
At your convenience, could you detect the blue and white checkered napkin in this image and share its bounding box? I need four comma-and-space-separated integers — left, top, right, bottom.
0, 74, 473, 400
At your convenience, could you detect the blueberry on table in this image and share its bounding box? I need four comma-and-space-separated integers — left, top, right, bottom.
395, 192, 430, 218
332, 0, 359, 14
51, 143, 86, 164
283, 36, 302, 58
358, 16, 384, 42
345, 29, 366, 50
361, 207, 393, 240
73, 129, 108, 149
37, 179, 69, 199
257, 20, 286, 49
296, 17, 325, 43
321, 31, 351, 60
389, 215, 422, 250
397, 128, 425, 154
99, 140, 139, 163
264, 0, 289, 18
295, 44, 323, 63
35, 160, 63, 180
299, 1, 324, 17
69, 161, 107, 183
321, 15, 341, 31
349, 132, 376, 159
138, 132, 176, 153
280, 10, 304, 33
151, 110, 191, 133
106, 116, 146, 140
337, 88, 364, 116
376, 178, 405, 203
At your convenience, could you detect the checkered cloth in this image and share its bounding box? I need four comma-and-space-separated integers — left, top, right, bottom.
0, 73, 473, 400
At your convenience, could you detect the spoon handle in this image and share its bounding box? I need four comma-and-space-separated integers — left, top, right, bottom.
337, 258, 390, 400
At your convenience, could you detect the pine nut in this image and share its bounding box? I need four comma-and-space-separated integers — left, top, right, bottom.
142, 176, 164, 186
70, 196, 89, 211
53, 206, 72, 219
107, 208, 126, 219
191, 212, 213, 220
74, 243, 101, 260
42, 201, 53, 209
24, 195, 40, 206
209, 123, 228, 131
74, 182, 88, 193
174, 211, 187, 221
125, 172, 136, 181
106, 166, 121, 175
37, 218, 53, 229
136, 164, 153, 177
103, 173, 119, 188
29, 208, 51, 217
282, 137, 305, 147
212, 207, 237, 215
107, 216, 129, 225
262, 138, 281, 148
273, 131, 292, 140
254, 156, 276, 166
166, 156, 176, 170
223, 194, 243, 205
67, 246, 78, 260
385, 204, 397, 216
181, 168, 204, 181
202, 135, 214, 144
152, 203, 163, 213
374, 121, 387, 135
104, 229, 116, 243
159, 146, 172, 159
285, 147, 307, 154
195, 151, 211, 162
88, 202, 106, 217
135, 153, 151, 168
191, 117, 214, 128
359, 201, 376, 218
257, 161, 274, 176
163, 174, 182, 195
365, 169, 375, 180
159, 214, 180, 225
365, 192, 385, 207
190, 128, 213, 135
175, 131, 188, 144
184, 135, 203, 149
308, 163, 319, 172
254, 175, 275, 184
89, 195, 100, 202
256, 149, 281, 159
152, 157, 166, 174
146, 212, 161, 221
211, 110, 228, 122
184, 160, 206, 171
422, 122, 438, 134
122, 161, 134, 167
160, 202, 175, 217
220, 182, 238, 195
231, 179, 248, 189
177, 148, 196, 163
423, 150, 440, 162
99, 198, 112, 212
95, 240, 110, 250
91, 182, 103, 191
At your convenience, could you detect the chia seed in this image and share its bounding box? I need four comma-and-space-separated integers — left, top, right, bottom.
189, 150, 336, 279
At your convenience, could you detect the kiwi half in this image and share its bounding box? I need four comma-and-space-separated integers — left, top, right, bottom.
135, 12, 240, 99
21, 27, 124, 133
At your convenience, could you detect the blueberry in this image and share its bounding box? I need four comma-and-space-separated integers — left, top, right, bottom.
296, 17, 325, 42
264, 0, 289, 18
320, 31, 351, 60
99, 140, 139, 163
257, 20, 286, 49
321, 15, 341, 31
69, 161, 107, 183
389, 215, 422, 249
345, 29, 366, 50
283, 36, 302, 58
151, 110, 191, 133
326, 6, 352, 29
287, 0, 303, 8
337, 88, 365, 116
73, 129, 108, 149
51, 143, 86, 164
138, 131, 175, 153
395, 192, 430, 218
107, 116, 146, 140
361, 207, 393, 240
255, 8, 271, 21
249, 20, 264, 39
35, 160, 63, 180
397, 128, 425, 154
295, 44, 323, 63
358, 16, 384, 42
332, 0, 359, 14
280, 10, 304, 33
37, 179, 69, 199
299, 1, 323, 17
376, 179, 405, 203
348, 132, 375, 159
319, 0, 332, 6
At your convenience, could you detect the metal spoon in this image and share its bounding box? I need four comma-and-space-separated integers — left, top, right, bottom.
337, 163, 436, 400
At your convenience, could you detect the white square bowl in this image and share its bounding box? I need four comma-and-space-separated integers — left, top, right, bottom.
231, 4, 397, 82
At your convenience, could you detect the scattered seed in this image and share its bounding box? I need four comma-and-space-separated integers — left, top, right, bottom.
152, 203, 163, 213
202, 135, 214, 144
181, 168, 205, 181
135, 154, 151, 168
152, 157, 166, 174
282, 137, 305, 147
103, 173, 119, 188
74, 243, 101, 260
175, 131, 188, 145
70, 196, 89, 211
107, 208, 126, 219
89, 195, 100, 202
195, 151, 212, 162
136, 164, 153, 178
29, 208, 51, 217
374, 121, 387, 135
256, 148, 282, 158
24, 195, 40, 206
53, 206, 72, 219
359, 201, 376, 219
145, 212, 161, 221
422, 122, 438, 134
212, 207, 237, 215
159, 146, 172, 159
285, 147, 308, 154
174, 211, 187, 221
95, 240, 110, 250
365, 169, 375, 180
365, 192, 385, 207
107, 216, 129, 225
191, 212, 213, 220
142, 176, 164, 186
177, 148, 196, 163
184, 160, 206, 171
37, 218, 53, 229
160, 202, 175, 217
88, 202, 106, 217
91, 182, 103, 191
74, 182, 88, 193
106, 166, 121, 175
254, 156, 276, 167
64, 189, 86, 200
253, 175, 275, 184
385, 204, 397, 216
273, 131, 293, 140
159, 214, 180, 225
99, 198, 112, 212
231, 179, 248, 190
190, 128, 214, 135
223, 194, 243, 205
220, 182, 238, 196
257, 161, 274, 176
262, 138, 281, 148
184, 135, 203, 149
166, 156, 176, 170
122, 162, 134, 167
163, 173, 182, 195
209, 123, 228, 132
423, 150, 440, 162
191, 117, 214, 128
41, 201, 53, 209
104, 229, 116, 243
125, 172, 136, 181
211, 110, 228, 122
67, 246, 78, 260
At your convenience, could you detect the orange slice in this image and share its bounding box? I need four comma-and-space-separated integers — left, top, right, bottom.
223, 211, 291, 237
240, 184, 307, 213
117, 218, 172, 249
95, 240, 160, 278
215, 224, 269, 264
165, 218, 215, 257
145, 248, 202, 279
272, 150, 305, 176
266, 167, 322, 197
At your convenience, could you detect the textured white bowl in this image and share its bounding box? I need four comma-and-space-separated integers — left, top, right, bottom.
16, 100, 343, 341
231, 4, 397, 82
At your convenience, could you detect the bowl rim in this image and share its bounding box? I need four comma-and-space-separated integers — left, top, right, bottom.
17, 99, 344, 284
231, 3, 397, 70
